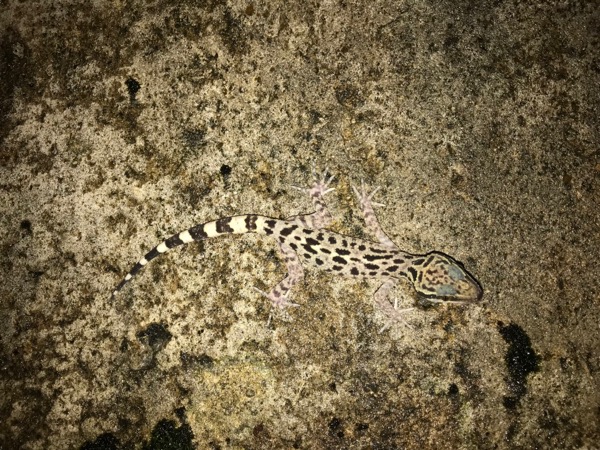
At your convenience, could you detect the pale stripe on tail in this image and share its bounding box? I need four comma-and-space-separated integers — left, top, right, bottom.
111, 214, 273, 297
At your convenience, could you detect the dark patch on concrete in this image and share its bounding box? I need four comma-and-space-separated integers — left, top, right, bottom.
180, 352, 214, 370
219, 163, 232, 178
334, 84, 364, 108
0, 28, 35, 160
20, 219, 32, 235
219, 8, 248, 56
182, 128, 207, 150
328, 417, 344, 439
125, 77, 141, 102
0, 351, 55, 448
448, 383, 459, 396
136, 322, 173, 353
498, 322, 540, 409
81, 416, 194, 450
80, 433, 121, 450
177, 182, 212, 209
142, 418, 194, 450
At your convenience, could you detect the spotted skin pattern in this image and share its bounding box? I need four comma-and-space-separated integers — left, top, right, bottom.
112, 170, 482, 324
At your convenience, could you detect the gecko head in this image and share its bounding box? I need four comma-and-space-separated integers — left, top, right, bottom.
410, 252, 483, 303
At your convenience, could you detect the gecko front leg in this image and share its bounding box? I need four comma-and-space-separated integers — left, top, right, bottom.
289, 167, 335, 229
352, 181, 398, 251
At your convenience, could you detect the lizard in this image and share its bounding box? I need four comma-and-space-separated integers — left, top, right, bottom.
111, 169, 483, 325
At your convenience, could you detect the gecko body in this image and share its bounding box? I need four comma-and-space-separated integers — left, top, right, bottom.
113, 171, 482, 323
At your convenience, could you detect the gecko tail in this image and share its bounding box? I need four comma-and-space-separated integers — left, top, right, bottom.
111, 214, 274, 298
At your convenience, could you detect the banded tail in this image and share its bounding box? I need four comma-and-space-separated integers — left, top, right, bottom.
111, 214, 278, 297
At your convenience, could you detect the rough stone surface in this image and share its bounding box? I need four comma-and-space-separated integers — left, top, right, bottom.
1, 1, 598, 448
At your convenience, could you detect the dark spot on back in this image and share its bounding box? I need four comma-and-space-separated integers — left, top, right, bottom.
358, 244, 366, 251
364, 254, 391, 261
350, 267, 359, 276
424, 255, 436, 267
328, 236, 337, 245
369, 247, 388, 254
332, 265, 343, 271
407, 267, 417, 280
315, 258, 324, 265
335, 248, 351, 255
393, 259, 404, 265
412, 258, 425, 265
316, 232, 324, 241
332, 256, 347, 265
365, 263, 379, 270
302, 243, 318, 254
306, 237, 320, 246
265, 220, 277, 229
280, 225, 298, 236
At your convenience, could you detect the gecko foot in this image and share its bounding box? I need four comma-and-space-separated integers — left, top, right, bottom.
374, 280, 415, 332
352, 180, 386, 208
378, 305, 415, 333
291, 166, 335, 198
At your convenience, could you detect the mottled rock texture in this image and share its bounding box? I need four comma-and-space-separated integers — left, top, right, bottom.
1, 1, 598, 448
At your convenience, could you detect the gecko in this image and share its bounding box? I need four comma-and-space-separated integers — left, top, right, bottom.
112, 169, 482, 325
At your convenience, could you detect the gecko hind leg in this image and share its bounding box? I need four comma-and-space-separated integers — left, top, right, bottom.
289, 167, 335, 229
352, 181, 398, 250
374, 279, 414, 332
254, 242, 305, 309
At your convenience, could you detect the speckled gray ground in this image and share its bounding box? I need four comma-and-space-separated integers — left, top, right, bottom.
1, 1, 599, 449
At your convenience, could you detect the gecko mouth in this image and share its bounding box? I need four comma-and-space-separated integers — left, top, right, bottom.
418, 281, 483, 304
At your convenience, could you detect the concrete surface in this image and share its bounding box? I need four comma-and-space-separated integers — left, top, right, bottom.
1, 0, 598, 448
